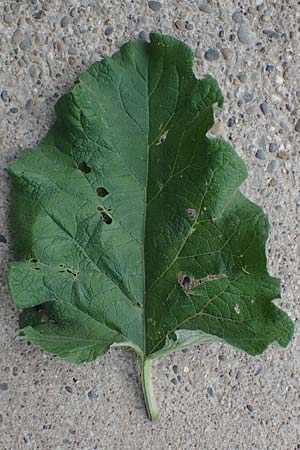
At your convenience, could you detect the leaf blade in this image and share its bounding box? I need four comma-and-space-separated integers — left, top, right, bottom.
9, 33, 293, 368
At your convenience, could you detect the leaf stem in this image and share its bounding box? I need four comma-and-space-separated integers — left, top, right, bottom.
140, 356, 159, 421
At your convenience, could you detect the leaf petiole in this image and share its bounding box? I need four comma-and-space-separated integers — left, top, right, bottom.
140, 356, 159, 421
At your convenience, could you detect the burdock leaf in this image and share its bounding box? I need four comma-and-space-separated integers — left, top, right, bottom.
8, 33, 293, 420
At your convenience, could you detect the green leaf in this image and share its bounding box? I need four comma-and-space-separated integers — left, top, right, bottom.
8, 33, 293, 420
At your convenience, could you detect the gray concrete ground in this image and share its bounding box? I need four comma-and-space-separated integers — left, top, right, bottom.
0, 0, 300, 449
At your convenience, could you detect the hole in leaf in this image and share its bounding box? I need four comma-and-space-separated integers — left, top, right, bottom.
178, 271, 191, 288
187, 208, 196, 221
98, 207, 112, 224
67, 268, 79, 277
96, 187, 109, 197
156, 129, 169, 146
78, 161, 91, 173
182, 276, 191, 288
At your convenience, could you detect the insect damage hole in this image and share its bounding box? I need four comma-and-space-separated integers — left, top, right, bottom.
234, 304, 241, 315
78, 161, 91, 173
187, 208, 196, 221
98, 207, 112, 225
156, 129, 169, 146
178, 272, 227, 292
178, 272, 193, 290
96, 187, 109, 197
29, 257, 40, 271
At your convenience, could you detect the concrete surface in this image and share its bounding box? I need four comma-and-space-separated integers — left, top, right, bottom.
0, 0, 300, 449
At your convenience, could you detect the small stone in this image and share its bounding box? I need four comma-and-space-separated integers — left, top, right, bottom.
245, 105, 256, 115
277, 151, 290, 160
65, 386, 73, 394
221, 47, 234, 61
246, 404, 254, 412
0, 235, 7, 243
139, 30, 149, 41
32, 10, 45, 20
183, 366, 189, 373
295, 118, 300, 133
237, 23, 256, 45
12, 367, 18, 376
11, 28, 23, 45
174, 19, 185, 30
266, 64, 275, 72
29, 64, 38, 78
137, 15, 146, 24
1, 91, 9, 102
204, 49, 220, 61
172, 365, 179, 374
18, 57, 26, 68
0, 414, 3, 424
60, 16, 69, 28
3, 13, 14, 24
267, 160, 278, 173
115, 41, 124, 48
199, 1, 211, 13
255, 149, 266, 160
170, 377, 178, 385
260, 102, 268, 115
185, 22, 193, 30
0, 383, 8, 391
68, 56, 76, 65
19, 38, 32, 51
232, 11, 244, 23
87, 390, 94, 400
275, 75, 284, 85
269, 143, 277, 153
271, 94, 281, 103
10, 107, 18, 114
227, 117, 235, 127
104, 26, 114, 36
148, 1, 162, 11
243, 92, 254, 103
237, 72, 247, 83
68, 46, 77, 55
263, 29, 280, 39
25, 99, 33, 112
207, 387, 215, 397
34, 33, 42, 47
